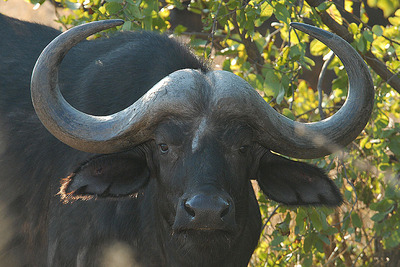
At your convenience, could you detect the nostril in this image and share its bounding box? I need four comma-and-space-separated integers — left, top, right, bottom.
220, 202, 230, 218
184, 201, 195, 217
182, 195, 233, 222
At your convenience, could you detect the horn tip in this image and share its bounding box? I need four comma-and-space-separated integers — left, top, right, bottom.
106, 19, 125, 27
290, 22, 334, 40
290, 22, 313, 30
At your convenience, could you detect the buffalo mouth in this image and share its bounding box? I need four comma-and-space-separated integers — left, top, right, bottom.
169, 229, 237, 260
171, 224, 239, 234
172, 226, 238, 239
173, 228, 235, 236
167, 210, 240, 251
168, 216, 242, 254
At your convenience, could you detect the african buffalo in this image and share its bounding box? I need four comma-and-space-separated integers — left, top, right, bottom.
0, 14, 374, 266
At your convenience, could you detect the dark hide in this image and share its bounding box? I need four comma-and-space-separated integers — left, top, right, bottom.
0, 14, 342, 266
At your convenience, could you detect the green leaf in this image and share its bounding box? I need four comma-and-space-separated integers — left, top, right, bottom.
303, 56, 315, 68
385, 185, 400, 199
378, 163, 391, 171
254, 18, 264, 27
276, 85, 285, 104
370, 199, 395, 212
260, 1, 274, 21
105, 2, 122, 15
324, 226, 338, 235
318, 234, 330, 245
316, 1, 332, 12
29, 0, 46, 4
173, 25, 188, 34
375, 0, 399, 17
372, 25, 383, 36
263, 70, 281, 98
348, 23, 359, 35
106, 0, 124, 3
383, 228, 400, 249
356, 37, 366, 52
276, 213, 291, 236
170, 0, 183, 10
270, 234, 284, 247
388, 16, 400, 26
126, 4, 142, 19
310, 210, 323, 231
371, 203, 394, 222
371, 212, 387, 222
246, 73, 263, 90
282, 108, 295, 120
388, 137, 400, 155
226, 0, 239, 10
304, 232, 316, 252
315, 237, 325, 253
121, 21, 132, 31
302, 254, 313, 266
310, 39, 327, 56
363, 30, 374, 43
274, 3, 290, 24
351, 212, 363, 228
296, 209, 307, 234
99, 5, 106, 14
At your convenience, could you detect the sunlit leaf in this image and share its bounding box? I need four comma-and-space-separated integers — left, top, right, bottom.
263, 70, 281, 98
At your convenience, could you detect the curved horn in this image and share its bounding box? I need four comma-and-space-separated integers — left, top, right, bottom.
264, 22, 374, 158
208, 23, 374, 159
31, 20, 205, 154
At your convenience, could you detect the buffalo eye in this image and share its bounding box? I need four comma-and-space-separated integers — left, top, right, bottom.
239, 145, 249, 154
159, 143, 169, 153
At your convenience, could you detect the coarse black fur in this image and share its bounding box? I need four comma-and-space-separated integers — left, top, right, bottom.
0, 14, 342, 266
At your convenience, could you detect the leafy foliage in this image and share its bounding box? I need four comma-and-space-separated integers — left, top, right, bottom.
17, 0, 400, 265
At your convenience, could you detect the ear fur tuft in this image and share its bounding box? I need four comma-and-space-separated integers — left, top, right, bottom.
58, 153, 149, 203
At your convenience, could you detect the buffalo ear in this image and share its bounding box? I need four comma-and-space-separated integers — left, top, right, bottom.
59, 151, 149, 203
256, 152, 342, 206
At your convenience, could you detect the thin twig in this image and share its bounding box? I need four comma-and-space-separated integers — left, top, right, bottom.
181, 32, 243, 44
54, 5, 69, 31
204, 0, 223, 59
289, 72, 299, 110
386, 70, 400, 84
351, 236, 375, 267
317, 51, 335, 120
330, 155, 358, 227
261, 204, 281, 234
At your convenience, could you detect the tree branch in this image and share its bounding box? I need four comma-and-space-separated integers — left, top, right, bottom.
231, 12, 264, 75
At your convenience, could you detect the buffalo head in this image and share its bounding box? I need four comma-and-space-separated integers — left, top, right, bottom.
30, 20, 374, 265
